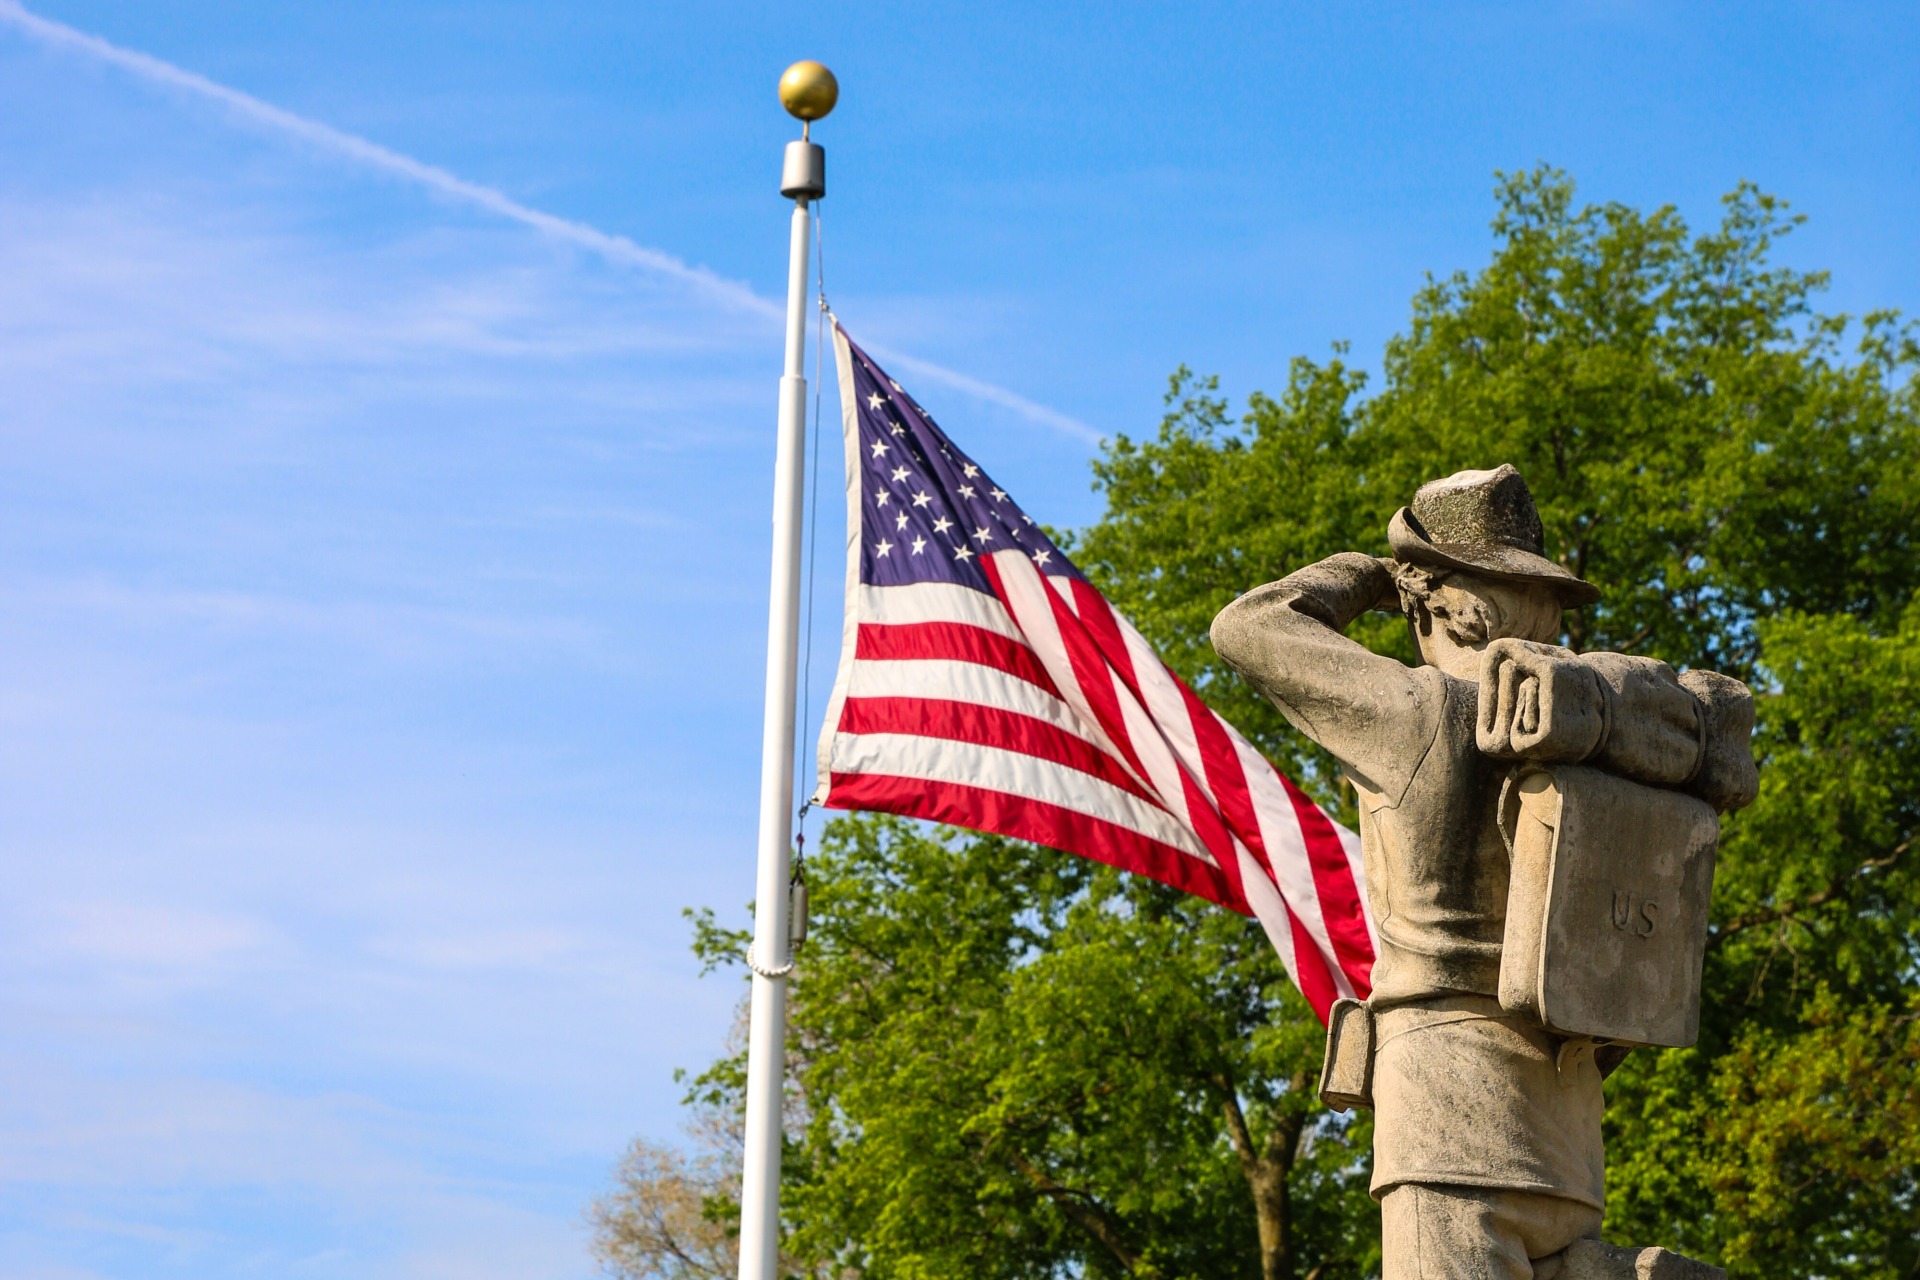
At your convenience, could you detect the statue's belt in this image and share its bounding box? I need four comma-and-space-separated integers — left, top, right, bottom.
1321, 994, 1603, 1112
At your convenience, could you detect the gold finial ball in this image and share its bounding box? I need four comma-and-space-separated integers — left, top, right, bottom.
778, 60, 838, 122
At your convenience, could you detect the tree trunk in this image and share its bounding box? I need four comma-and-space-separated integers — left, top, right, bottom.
1246, 1156, 1295, 1280
1217, 1073, 1308, 1280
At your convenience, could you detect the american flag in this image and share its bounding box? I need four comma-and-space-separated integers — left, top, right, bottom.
813, 325, 1375, 1017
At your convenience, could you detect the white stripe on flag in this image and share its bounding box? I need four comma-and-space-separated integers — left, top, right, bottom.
818, 322, 1378, 1020
1231, 731, 1350, 967
1235, 839, 1308, 983
843, 659, 1097, 742
988, 552, 1157, 798
1112, 611, 1356, 977
856, 579, 1024, 641
830, 731, 1212, 862
1110, 612, 1226, 850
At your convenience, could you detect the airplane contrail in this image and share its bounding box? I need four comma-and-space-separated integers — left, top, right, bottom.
0, 1, 1099, 442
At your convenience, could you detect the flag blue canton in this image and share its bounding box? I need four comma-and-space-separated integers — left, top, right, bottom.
841, 329, 1083, 591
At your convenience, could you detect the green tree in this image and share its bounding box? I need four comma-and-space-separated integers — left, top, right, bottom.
604, 168, 1919, 1279
682, 819, 1376, 1280
1077, 169, 1920, 794
1075, 168, 1920, 1276
1603, 602, 1920, 1273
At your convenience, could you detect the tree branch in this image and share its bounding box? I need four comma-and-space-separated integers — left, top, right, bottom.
1002, 1147, 1141, 1274
1212, 1070, 1260, 1177
1709, 839, 1909, 950
1265, 1089, 1309, 1173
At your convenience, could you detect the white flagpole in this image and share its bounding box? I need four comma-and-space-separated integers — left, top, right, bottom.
737, 60, 836, 1280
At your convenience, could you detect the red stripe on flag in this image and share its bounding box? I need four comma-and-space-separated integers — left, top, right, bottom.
1056, 579, 1247, 903
823, 329, 1377, 1026
1070, 578, 1139, 690
1276, 768, 1375, 996
836, 697, 1164, 808
823, 771, 1250, 914
990, 557, 1157, 798
1174, 672, 1277, 875
1286, 908, 1340, 1020
854, 621, 1061, 697
1062, 581, 1371, 993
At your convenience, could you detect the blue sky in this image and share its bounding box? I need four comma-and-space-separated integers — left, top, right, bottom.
0, 2, 1914, 1277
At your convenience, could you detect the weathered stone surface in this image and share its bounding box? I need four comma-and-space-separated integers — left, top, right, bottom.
1556, 1239, 1728, 1279
1498, 765, 1719, 1047
1210, 464, 1761, 1276
1317, 996, 1374, 1112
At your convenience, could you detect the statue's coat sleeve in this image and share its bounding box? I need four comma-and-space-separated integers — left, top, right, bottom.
1210, 552, 1440, 805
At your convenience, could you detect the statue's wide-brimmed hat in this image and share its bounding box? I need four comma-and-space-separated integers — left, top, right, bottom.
1387, 464, 1600, 605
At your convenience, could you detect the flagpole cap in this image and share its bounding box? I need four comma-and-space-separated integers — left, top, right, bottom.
779, 61, 839, 123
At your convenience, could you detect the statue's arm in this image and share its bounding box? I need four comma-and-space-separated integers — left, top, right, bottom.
1211, 553, 1438, 802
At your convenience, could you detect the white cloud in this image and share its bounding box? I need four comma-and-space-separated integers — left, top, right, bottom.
0, 1068, 599, 1277
0, 175, 743, 1278
51, 903, 272, 969
0, 0, 1093, 439
8, 573, 612, 669
0, 0, 776, 321
366, 926, 586, 972
0, 197, 758, 397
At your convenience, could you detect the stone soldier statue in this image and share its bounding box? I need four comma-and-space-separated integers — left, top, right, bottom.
1210, 466, 1757, 1279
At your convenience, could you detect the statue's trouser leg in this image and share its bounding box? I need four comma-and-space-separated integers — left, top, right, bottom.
1371, 999, 1607, 1277
1380, 1184, 1602, 1280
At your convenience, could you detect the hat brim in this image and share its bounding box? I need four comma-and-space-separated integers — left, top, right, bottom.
1387, 508, 1601, 606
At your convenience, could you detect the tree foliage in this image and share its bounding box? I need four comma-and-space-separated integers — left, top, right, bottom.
1602, 601, 1920, 1274
1075, 168, 1920, 1277
680, 821, 1376, 1280
591, 1133, 740, 1280
604, 168, 1920, 1279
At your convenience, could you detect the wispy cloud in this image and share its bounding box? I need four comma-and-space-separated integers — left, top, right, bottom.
0, 1068, 591, 1278
0, 1, 1099, 441
51, 902, 271, 969
874, 347, 1102, 443
0, 1, 771, 321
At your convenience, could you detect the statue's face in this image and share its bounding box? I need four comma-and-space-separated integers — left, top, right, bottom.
1414, 572, 1563, 678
